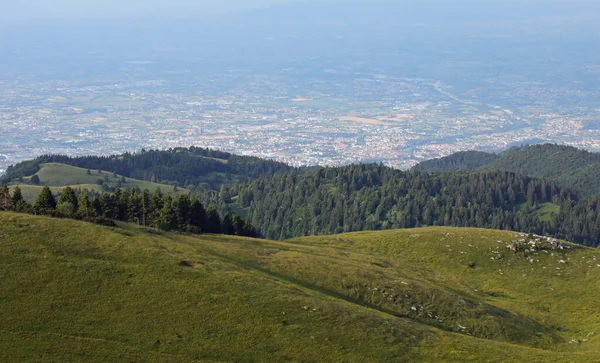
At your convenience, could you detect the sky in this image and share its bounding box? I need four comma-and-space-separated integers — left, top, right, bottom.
1, 0, 292, 22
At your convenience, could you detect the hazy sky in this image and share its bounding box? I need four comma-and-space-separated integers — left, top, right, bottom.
2, 0, 293, 22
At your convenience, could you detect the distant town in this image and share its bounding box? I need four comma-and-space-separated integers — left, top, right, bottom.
1, 69, 599, 173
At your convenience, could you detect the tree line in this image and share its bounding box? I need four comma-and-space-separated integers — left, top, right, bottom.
218, 164, 600, 246
0, 185, 257, 238
1, 147, 293, 191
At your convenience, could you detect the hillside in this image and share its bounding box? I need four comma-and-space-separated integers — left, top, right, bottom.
219, 164, 600, 246
412, 151, 500, 172
9, 163, 185, 202
413, 144, 600, 196
1, 213, 600, 361
1, 147, 293, 192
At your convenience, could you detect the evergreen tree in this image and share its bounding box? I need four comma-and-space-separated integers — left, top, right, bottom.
222, 213, 234, 235
33, 186, 56, 215
174, 194, 191, 229
189, 196, 206, 232
206, 205, 222, 234
158, 195, 177, 231
11, 186, 23, 207
77, 193, 91, 218
11, 186, 29, 212
57, 187, 78, 216
127, 188, 141, 224
140, 190, 151, 226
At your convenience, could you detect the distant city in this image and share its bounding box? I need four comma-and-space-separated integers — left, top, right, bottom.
1, 68, 599, 174
2, 1, 600, 173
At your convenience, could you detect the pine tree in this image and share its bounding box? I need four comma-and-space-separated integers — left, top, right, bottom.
140, 190, 151, 226
206, 205, 222, 234
158, 195, 177, 231
149, 189, 164, 227
174, 194, 191, 229
33, 186, 56, 215
11, 186, 23, 207
127, 188, 141, 224
99, 193, 115, 219
57, 187, 78, 216
77, 193, 91, 218
11, 186, 29, 212
189, 196, 206, 232
222, 213, 234, 235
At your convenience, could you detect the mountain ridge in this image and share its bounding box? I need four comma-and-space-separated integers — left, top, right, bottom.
413, 144, 600, 196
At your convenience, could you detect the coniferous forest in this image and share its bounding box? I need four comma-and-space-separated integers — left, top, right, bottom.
223, 164, 600, 245
0, 185, 257, 238
2, 144, 600, 246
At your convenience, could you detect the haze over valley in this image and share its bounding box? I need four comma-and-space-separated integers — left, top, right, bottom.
2, 0, 600, 173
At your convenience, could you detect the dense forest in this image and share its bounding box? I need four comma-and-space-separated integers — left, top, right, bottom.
0, 147, 293, 191
413, 144, 600, 196
412, 151, 499, 172
3, 144, 600, 246
0, 185, 257, 238
217, 164, 600, 246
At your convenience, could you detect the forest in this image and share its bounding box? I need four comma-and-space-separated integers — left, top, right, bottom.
0, 185, 257, 238
220, 164, 600, 246
414, 144, 600, 196
3, 144, 600, 246
0, 147, 293, 191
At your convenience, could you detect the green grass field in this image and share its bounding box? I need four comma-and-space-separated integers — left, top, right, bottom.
518, 202, 561, 222
12, 163, 186, 201
1, 212, 600, 361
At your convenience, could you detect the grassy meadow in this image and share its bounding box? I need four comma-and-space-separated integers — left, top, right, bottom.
11, 163, 186, 202
1, 212, 600, 361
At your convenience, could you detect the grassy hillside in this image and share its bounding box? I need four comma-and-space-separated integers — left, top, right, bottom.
1, 147, 293, 191
10, 163, 185, 202
1, 213, 600, 361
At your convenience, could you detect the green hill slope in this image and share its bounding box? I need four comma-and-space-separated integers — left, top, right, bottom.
1, 147, 293, 192
412, 144, 600, 196
9, 163, 185, 202
1, 212, 600, 361
487, 145, 600, 196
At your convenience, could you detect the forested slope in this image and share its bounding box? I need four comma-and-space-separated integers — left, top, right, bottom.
1, 147, 293, 191
413, 144, 600, 196
412, 151, 499, 172
220, 164, 600, 245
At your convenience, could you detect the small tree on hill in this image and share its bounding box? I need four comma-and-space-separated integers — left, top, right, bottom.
158, 195, 177, 231
206, 205, 222, 234
30, 175, 40, 185
57, 187, 78, 216
11, 186, 29, 212
77, 192, 91, 219
11, 186, 23, 206
33, 186, 56, 215
222, 213, 234, 235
